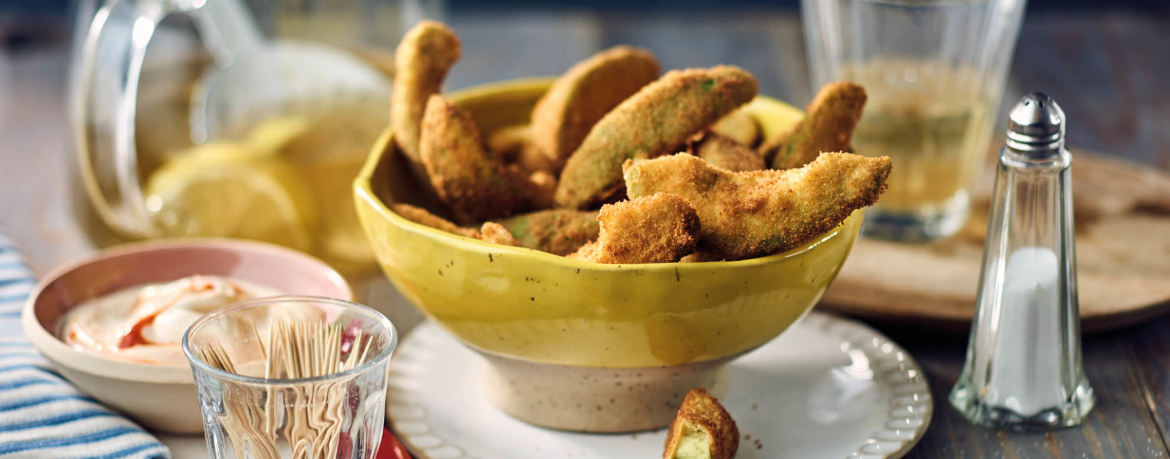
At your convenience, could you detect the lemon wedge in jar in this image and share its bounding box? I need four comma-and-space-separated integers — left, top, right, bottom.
278, 103, 388, 265
145, 130, 316, 252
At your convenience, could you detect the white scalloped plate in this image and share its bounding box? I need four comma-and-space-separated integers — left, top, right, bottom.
386, 311, 931, 459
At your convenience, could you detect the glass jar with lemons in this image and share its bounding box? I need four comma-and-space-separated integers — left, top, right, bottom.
70, 0, 439, 272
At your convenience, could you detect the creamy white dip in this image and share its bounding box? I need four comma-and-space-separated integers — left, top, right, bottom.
58, 275, 280, 365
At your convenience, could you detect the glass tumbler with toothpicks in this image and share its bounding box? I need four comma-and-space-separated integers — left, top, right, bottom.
183, 296, 397, 459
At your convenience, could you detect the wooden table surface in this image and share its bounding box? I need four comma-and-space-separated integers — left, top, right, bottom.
1, 7, 1168, 458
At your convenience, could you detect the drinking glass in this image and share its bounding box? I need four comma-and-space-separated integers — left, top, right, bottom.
183, 296, 397, 459
801, 0, 1026, 241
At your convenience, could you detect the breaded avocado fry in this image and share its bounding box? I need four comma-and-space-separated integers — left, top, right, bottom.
756, 124, 796, 163
568, 193, 700, 264
478, 222, 519, 246
497, 209, 599, 256
768, 82, 867, 169
663, 388, 739, 459
392, 21, 462, 164
555, 66, 759, 209
390, 204, 479, 238
489, 125, 558, 176
419, 95, 545, 223
526, 169, 558, 207
486, 124, 533, 162
624, 152, 891, 260
687, 132, 765, 172
392, 204, 521, 247
710, 108, 760, 147
530, 46, 661, 169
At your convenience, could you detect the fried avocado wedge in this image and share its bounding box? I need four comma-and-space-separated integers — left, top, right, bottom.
555, 66, 759, 209
568, 193, 700, 264
687, 132, 765, 172
391, 203, 479, 238
663, 388, 739, 459
418, 95, 547, 224
392, 21, 462, 164
486, 124, 557, 174
767, 81, 867, 169
485, 124, 533, 162
624, 152, 891, 260
477, 222, 519, 246
496, 209, 599, 256
710, 108, 760, 147
529, 46, 661, 169
391, 204, 519, 247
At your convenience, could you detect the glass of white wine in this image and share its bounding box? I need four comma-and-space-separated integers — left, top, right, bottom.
801, 0, 1026, 241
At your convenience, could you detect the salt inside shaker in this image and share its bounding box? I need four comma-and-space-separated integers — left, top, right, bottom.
948, 93, 1095, 431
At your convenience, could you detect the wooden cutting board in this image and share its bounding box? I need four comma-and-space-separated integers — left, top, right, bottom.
819, 150, 1170, 333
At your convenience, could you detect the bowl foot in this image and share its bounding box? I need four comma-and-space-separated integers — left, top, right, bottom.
481, 353, 730, 433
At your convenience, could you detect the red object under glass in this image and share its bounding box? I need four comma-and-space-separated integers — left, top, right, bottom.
378, 426, 410, 459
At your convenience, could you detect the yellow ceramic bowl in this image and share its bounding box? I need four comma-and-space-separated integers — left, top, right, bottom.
356, 78, 863, 432
355, 78, 861, 368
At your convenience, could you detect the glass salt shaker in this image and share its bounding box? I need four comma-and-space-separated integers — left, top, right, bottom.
948, 93, 1095, 431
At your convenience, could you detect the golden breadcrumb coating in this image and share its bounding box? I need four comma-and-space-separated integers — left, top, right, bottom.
688, 132, 765, 172
624, 152, 891, 260
391, 21, 461, 164
478, 222, 518, 246
767, 81, 866, 169
568, 193, 700, 264
392, 204, 522, 247
530, 46, 661, 169
497, 209, 599, 256
419, 95, 547, 224
663, 388, 739, 459
710, 108, 760, 147
555, 66, 759, 209
487, 124, 558, 175
391, 204, 479, 238
526, 169, 558, 208
486, 124, 532, 162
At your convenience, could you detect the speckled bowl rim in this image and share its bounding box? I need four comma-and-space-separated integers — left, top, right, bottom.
21, 238, 352, 385
353, 77, 861, 273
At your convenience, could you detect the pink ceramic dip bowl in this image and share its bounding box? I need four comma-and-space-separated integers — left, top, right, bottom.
22, 238, 351, 434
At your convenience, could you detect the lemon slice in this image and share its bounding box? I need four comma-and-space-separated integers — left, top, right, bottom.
245, 115, 311, 156
276, 102, 388, 264
145, 148, 316, 252
291, 154, 374, 263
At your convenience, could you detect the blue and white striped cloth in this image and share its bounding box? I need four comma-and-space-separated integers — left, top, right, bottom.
0, 234, 170, 459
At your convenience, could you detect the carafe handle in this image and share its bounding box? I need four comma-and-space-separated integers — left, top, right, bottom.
71, 0, 265, 238
71, 0, 208, 237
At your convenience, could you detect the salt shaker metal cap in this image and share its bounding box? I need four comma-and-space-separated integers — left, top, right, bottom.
948, 93, 1095, 431
1007, 94, 1065, 153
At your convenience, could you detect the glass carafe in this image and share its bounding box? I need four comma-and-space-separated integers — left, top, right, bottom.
69, 0, 441, 272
